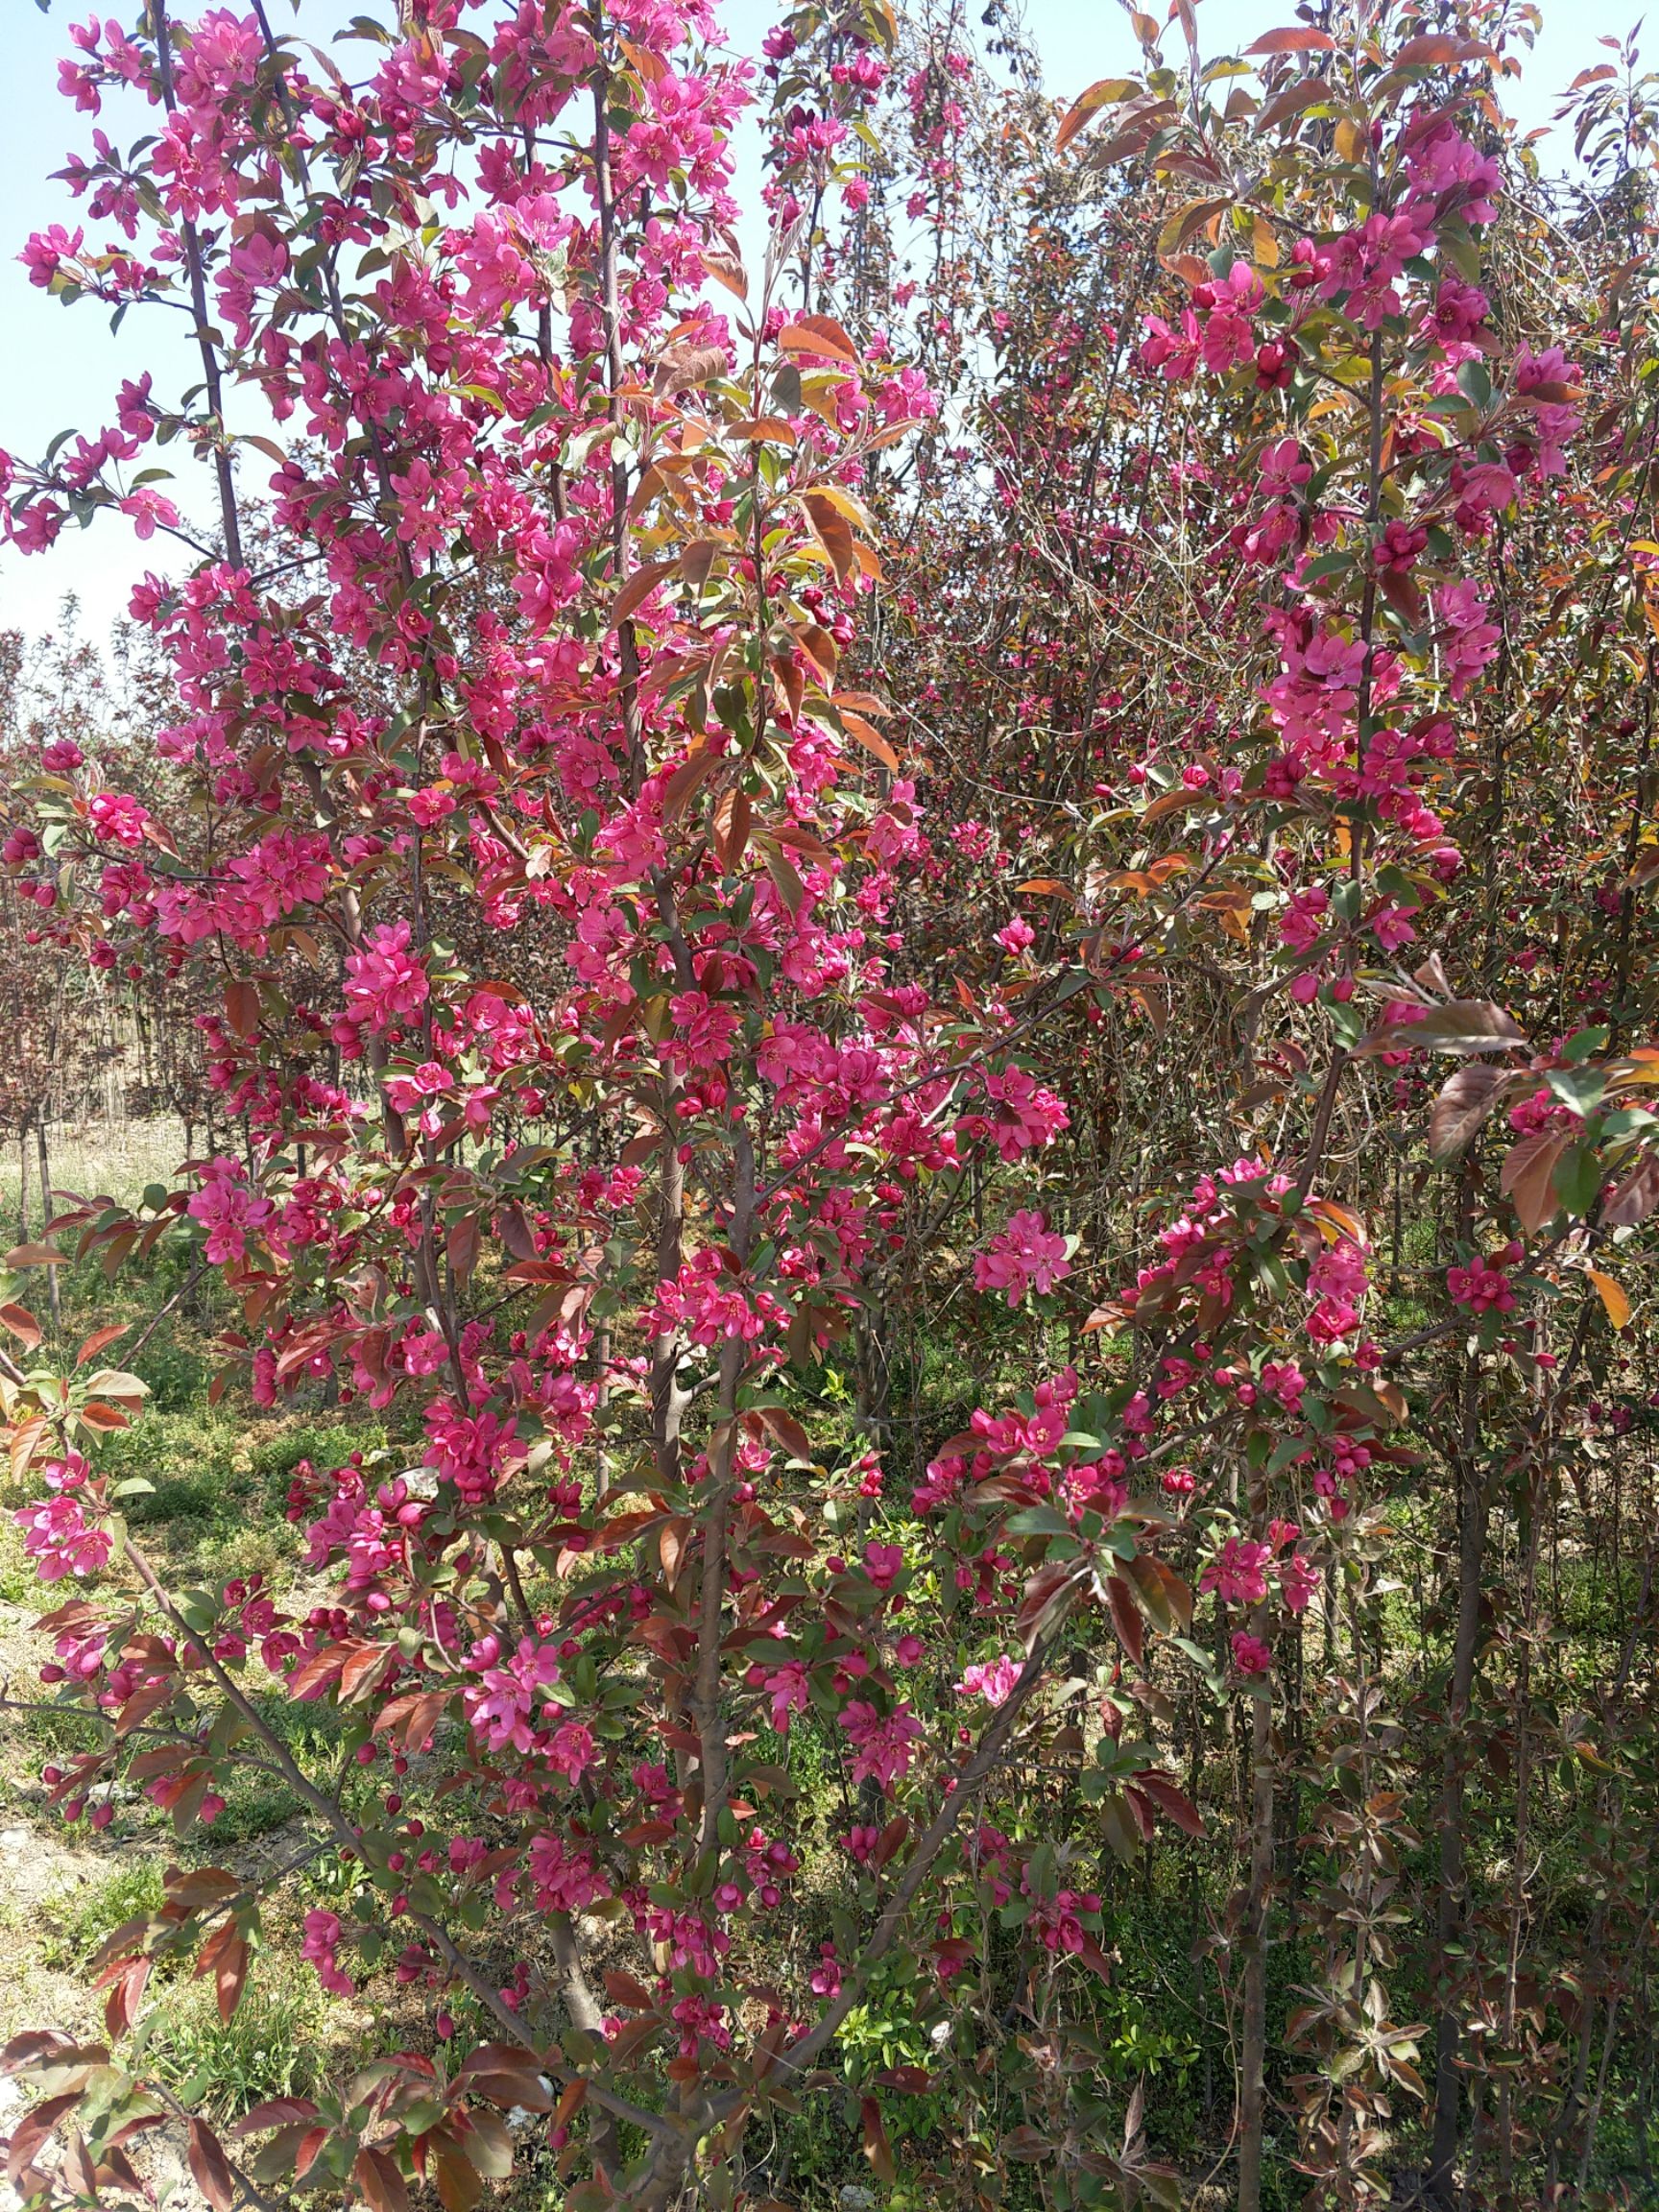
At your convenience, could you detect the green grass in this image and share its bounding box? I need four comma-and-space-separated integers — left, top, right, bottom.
141, 1965, 328, 2117
3, 1695, 106, 1766
0, 1118, 191, 1228
40, 1858, 168, 1970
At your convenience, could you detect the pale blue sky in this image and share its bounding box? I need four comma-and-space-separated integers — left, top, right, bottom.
0, 0, 1617, 644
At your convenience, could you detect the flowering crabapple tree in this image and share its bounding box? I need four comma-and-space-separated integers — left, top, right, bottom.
0, 1, 1207, 2207
9, 0, 1659, 2207
790, 0, 1659, 2202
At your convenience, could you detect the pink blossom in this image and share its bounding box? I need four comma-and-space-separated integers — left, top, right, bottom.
808, 1942, 842, 1998
14, 1455, 109, 1583
839, 1699, 924, 1791
1371, 902, 1420, 953
667, 989, 740, 1068
863, 1539, 904, 1590
974, 1208, 1072, 1306
760, 1661, 810, 1734
525, 1835, 610, 1913
187, 1156, 274, 1264
1023, 1878, 1100, 1954
1200, 1535, 1271, 1607
954, 1654, 1022, 1707
1509, 1085, 1575, 1137
1063, 1454, 1127, 1524
548, 1721, 597, 1784
1436, 581, 1502, 701
1261, 1359, 1306, 1412
228, 830, 331, 921
1140, 307, 1200, 381
1427, 275, 1489, 345
119, 488, 180, 541
301, 1909, 355, 1998
1277, 1552, 1321, 1615
1448, 1257, 1517, 1314
1280, 884, 1329, 953
463, 1636, 563, 1755
648, 1250, 784, 1351
1307, 1237, 1370, 1345
21, 225, 84, 288
1259, 437, 1311, 498
979, 1068, 1070, 1163
345, 920, 429, 1031
87, 791, 150, 847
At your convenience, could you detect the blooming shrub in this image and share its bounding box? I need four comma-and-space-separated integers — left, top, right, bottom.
1, 2, 1656, 2208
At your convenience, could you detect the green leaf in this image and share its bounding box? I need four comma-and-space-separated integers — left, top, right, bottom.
1005, 1506, 1078, 1546
1553, 1143, 1603, 1215
1545, 1067, 1605, 1116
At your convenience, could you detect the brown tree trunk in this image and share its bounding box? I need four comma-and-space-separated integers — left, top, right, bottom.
1238, 1605, 1275, 2212
549, 1914, 621, 2180
1497, 1471, 1546, 2200
1428, 1369, 1487, 2202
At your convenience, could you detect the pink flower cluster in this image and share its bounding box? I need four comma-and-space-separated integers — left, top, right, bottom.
301, 1909, 355, 1998
1142, 261, 1272, 383
973, 1209, 1072, 1307
1022, 1875, 1101, 1955
1449, 1253, 1519, 1315
1307, 1237, 1370, 1346
648, 1250, 787, 1350
14, 1455, 109, 1582
954, 1654, 1022, 1707
187, 1155, 275, 1265
344, 920, 429, 1033
1200, 1535, 1271, 1607
975, 1066, 1070, 1163
463, 1635, 563, 1755
839, 1699, 924, 1791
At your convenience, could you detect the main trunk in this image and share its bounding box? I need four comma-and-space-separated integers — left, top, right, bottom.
1238, 1625, 1275, 2212
1428, 1390, 1487, 2203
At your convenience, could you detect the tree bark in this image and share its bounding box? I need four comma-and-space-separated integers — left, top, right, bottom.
1428, 1368, 1486, 2205
1238, 1607, 1275, 2212
549, 1914, 621, 2180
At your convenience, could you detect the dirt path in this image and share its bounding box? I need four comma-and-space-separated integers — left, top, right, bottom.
0, 1599, 217, 2210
